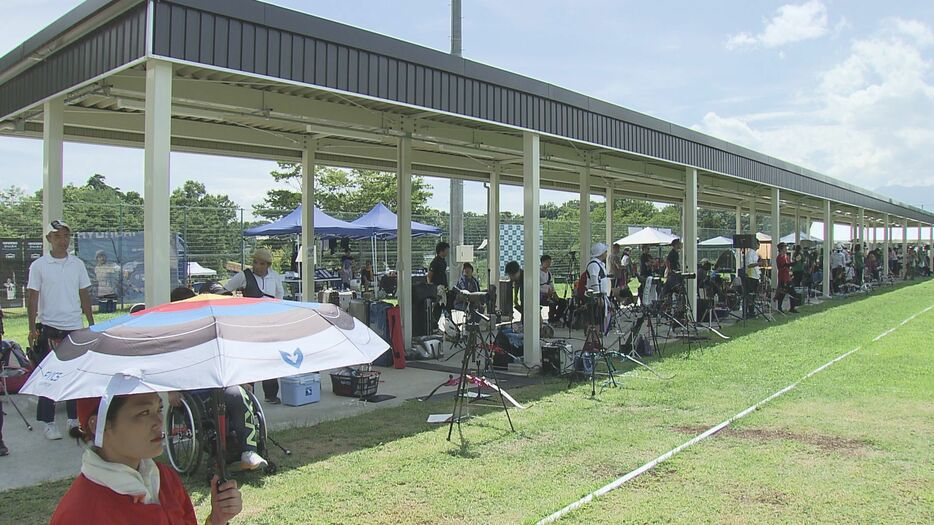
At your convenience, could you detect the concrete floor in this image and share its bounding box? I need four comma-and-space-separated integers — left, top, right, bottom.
1, 294, 839, 493
0, 365, 457, 492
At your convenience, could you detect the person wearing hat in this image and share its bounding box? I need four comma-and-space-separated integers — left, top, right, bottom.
224, 248, 284, 404
27, 220, 95, 440
50, 394, 242, 524
586, 243, 610, 293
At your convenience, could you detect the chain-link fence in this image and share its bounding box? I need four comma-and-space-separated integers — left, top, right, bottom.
0, 197, 750, 307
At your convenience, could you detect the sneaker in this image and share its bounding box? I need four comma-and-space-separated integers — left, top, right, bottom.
66, 418, 79, 432
240, 451, 268, 471
0, 440, 8, 456
265, 397, 281, 405
44, 423, 63, 441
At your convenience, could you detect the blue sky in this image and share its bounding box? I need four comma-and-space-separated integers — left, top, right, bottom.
0, 0, 932, 218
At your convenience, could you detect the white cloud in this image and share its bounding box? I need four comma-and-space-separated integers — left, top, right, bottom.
698, 18, 934, 193
726, 0, 829, 49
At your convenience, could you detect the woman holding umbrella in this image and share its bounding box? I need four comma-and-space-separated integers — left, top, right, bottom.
51, 394, 242, 524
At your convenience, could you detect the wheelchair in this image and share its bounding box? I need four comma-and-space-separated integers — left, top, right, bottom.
164, 387, 280, 479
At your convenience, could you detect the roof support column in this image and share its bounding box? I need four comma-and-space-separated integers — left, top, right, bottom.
794, 208, 800, 245
606, 186, 614, 248
449, 179, 464, 285
858, 208, 866, 249
917, 221, 923, 259
301, 139, 317, 298
902, 221, 908, 279
749, 198, 757, 234
734, 205, 742, 271
488, 164, 501, 285
770, 188, 780, 290
523, 132, 542, 367
143, 59, 172, 307
579, 163, 591, 272
397, 135, 414, 349
823, 200, 832, 298
42, 96, 64, 254
684, 168, 698, 321
883, 214, 890, 277
929, 223, 933, 274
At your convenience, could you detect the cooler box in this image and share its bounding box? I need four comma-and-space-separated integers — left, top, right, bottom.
279, 373, 321, 406
348, 299, 368, 324
338, 291, 354, 311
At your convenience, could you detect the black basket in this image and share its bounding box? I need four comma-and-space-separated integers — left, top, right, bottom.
330, 370, 381, 399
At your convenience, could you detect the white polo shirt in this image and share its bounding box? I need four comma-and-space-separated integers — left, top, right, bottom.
27, 254, 92, 330
224, 269, 285, 299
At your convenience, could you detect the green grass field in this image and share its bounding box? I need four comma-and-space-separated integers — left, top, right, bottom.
1, 280, 932, 524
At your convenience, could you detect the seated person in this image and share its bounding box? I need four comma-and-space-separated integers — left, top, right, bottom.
168, 287, 268, 471
453, 262, 481, 311
539, 255, 568, 325
360, 260, 375, 290
53, 394, 241, 524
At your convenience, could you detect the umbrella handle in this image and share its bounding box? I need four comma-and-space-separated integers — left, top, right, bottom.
212, 389, 229, 486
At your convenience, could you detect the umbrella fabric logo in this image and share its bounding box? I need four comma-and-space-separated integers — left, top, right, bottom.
280, 349, 304, 369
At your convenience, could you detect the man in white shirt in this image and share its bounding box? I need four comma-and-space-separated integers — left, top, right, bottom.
224, 248, 284, 403
27, 220, 95, 440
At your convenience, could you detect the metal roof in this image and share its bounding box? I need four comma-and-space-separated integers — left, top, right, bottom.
0, 0, 931, 224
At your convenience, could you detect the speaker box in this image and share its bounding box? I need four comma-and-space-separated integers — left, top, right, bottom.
732, 234, 756, 249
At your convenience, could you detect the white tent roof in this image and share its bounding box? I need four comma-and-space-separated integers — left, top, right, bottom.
699, 235, 733, 247
779, 232, 824, 244
615, 227, 679, 246
187, 262, 217, 277
756, 232, 772, 243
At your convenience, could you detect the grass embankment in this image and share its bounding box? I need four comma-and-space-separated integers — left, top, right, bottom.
2, 280, 932, 524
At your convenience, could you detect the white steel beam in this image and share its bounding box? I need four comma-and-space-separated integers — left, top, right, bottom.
883, 214, 890, 275
735, 205, 742, 270
143, 60, 172, 307
42, 97, 64, 253
523, 132, 542, 367
301, 139, 316, 298
397, 135, 414, 349
902, 221, 908, 278
823, 200, 832, 298
579, 163, 591, 272
684, 168, 698, 321
606, 186, 614, 248
858, 208, 865, 248
771, 187, 780, 290
449, 179, 464, 284
488, 164, 501, 285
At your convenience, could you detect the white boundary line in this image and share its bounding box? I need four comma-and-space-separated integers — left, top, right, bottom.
536, 303, 934, 525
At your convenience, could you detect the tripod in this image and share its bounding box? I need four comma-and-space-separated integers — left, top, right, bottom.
1, 341, 33, 431
611, 304, 672, 380
447, 297, 515, 440
567, 295, 618, 396
561, 251, 579, 338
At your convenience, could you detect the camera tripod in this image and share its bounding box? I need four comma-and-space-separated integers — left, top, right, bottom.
447, 299, 515, 441
610, 303, 673, 380
567, 295, 619, 397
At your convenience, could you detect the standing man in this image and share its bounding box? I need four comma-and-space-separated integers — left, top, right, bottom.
224, 248, 284, 404
620, 247, 632, 289
638, 244, 653, 303
773, 243, 799, 313
608, 244, 624, 290
27, 220, 94, 440
426, 242, 450, 326
743, 238, 761, 318
662, 238, 683, 298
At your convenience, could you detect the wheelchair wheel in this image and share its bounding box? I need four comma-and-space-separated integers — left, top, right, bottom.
242, 389, 269, 460
164, 394, 204, 476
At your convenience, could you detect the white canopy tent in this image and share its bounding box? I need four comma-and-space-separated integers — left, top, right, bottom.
699, 235, 733, 247
187, 262, 217, 277
615, 227, 679, 246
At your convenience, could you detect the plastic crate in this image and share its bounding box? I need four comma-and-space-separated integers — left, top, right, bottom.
329, 370, 380, 399
279, 373, 321, 406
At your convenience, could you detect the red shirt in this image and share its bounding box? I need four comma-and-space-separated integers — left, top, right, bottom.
50, 463, 197, 525
777, 253, 792, 284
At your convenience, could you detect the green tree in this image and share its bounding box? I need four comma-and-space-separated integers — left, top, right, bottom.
253, 163, 433, 219
170, 181, 241, 275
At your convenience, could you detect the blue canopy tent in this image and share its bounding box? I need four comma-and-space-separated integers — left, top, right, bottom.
351, 203, 442, 271
243, 205, 368, 238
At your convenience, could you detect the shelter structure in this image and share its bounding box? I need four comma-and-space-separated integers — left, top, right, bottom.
351, 202, 441, 239
243, 205, 367, 238
3, 0, 933, 366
